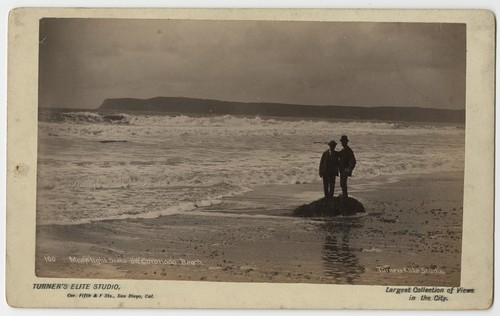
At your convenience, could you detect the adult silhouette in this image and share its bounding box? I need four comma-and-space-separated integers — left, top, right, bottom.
319, 140, 340, 198
339, 135, 356, 200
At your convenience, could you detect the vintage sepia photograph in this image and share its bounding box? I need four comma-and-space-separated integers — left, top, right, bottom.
34, 17, 467, 287
5, 7, 496, 309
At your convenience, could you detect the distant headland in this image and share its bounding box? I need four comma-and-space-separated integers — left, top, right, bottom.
97, 97, 465, 123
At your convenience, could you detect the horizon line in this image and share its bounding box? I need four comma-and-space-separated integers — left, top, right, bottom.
39, 95, 465, 112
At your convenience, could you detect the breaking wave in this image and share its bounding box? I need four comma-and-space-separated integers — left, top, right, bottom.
39, 111, 130, 124
39, 111, 463, 140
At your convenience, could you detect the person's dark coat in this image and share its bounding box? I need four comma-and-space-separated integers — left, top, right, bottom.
319, 150, 339, 177
339, 146, 356, 177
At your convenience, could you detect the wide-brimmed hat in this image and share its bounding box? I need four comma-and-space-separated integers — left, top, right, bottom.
328, 140, 337, 146
340, 135, 349, 142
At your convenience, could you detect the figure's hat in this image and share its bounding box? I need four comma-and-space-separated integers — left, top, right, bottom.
340, 135, 349, 142
328, 140, 337, 146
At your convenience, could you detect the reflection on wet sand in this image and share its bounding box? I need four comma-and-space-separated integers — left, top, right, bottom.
321, 220, 365, 284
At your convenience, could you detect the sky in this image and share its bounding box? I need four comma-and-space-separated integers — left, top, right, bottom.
38, 18, 466, 110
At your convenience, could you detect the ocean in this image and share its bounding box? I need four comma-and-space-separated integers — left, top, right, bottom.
36, 109, 465, 225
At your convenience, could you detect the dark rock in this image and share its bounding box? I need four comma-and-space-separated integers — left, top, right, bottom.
99, 140, 128, 143
293, 196, 365, 217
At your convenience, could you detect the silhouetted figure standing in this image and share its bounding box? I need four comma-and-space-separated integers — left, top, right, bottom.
339, 135, 356, 200
319, 140, 339, 198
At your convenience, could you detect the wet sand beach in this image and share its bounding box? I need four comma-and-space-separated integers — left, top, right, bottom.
36, 171, 463, 286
